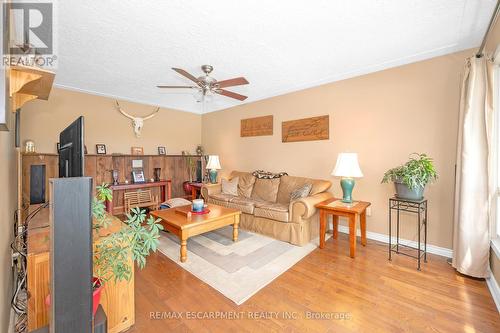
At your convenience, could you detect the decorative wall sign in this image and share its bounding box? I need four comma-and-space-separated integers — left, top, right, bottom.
241, 115, 273, 137
282, 115, 329, 143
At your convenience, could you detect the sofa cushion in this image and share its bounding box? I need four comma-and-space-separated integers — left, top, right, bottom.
231, 196, 264, 206
276, 175, 331, 204
221, 177, 239, 196
251, 178, 281, 202
254, 202, 289, 222
230, 171, 256, 198
209, 193, 237, 203
225, 198, 256, 214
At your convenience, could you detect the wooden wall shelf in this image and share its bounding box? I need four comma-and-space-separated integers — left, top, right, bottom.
9, 65, 55, 111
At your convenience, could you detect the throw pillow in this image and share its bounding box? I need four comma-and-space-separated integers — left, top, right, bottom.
221, 177, 239, 196
290, 183, 312, 201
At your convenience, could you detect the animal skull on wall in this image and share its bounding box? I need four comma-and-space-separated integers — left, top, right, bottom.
115, 101, 160, 137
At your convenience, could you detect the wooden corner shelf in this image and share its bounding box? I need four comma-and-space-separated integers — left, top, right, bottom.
9, 65, 55, 112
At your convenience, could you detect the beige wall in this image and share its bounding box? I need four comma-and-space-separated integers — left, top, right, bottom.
0, 116, 17, 332
202, 49, 475, 249
21, 88, 202, 155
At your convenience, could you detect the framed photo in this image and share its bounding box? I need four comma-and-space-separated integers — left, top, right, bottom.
158, 146, 166, 155
132, 169, 145, 183
96, 144, 107, 155
131, 146, 144, 155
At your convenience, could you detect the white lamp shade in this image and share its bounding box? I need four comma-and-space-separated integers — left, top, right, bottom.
206, 155, 221, 170
331, 153, 363, 178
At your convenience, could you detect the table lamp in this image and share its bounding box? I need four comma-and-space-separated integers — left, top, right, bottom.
331, 153, 363, 203
206, 155, 221, 184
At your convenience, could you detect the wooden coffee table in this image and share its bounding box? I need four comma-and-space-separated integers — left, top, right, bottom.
150, 204, 241, 262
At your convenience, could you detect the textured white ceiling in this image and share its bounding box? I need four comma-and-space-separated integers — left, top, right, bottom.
55, 0, 496, 114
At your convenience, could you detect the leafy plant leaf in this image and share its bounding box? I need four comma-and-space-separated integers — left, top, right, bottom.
93, 184, 163, 284
381, 153, 438, 190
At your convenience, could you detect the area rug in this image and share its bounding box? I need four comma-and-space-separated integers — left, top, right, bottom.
157, 227, 327, 305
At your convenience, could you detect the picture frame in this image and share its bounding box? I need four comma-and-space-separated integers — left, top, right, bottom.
158, 146, 166, 155
96, 144, 107, 154
132, 169, 145, 183
131, 146, 144, 155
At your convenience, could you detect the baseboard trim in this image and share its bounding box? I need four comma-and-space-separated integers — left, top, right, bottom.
335, 225, 453, 258
486, 274, 500, 313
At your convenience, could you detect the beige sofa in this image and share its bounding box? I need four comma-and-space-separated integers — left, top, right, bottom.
201, 171, 332, 246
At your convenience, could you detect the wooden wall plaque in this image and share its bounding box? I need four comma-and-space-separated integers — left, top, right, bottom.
282, 115, 329, 143
241, 115, 273, 137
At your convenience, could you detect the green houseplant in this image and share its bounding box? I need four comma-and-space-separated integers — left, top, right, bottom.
91, 184, 164, 311
181, 151, 198, 195
381, 153, 438, 200
46, 184, 164, 316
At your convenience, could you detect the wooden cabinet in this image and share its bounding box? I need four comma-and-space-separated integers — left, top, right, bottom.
27, 208, 135, 332
27, 252, 50, 330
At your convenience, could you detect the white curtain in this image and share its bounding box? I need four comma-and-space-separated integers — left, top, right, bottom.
452, 56, 495, 278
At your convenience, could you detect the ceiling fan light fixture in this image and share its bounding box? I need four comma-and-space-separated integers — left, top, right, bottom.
204, 90, 214, 103
159, 65, 249, 103
194, 88, 204, 103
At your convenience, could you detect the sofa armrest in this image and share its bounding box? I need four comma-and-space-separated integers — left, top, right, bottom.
289, 192, 333, 223
201, 183, 222, 200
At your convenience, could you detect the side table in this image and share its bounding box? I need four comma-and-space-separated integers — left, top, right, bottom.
388, 197, 428, 270
316, 198, 371, 258
188, 182, 204, 200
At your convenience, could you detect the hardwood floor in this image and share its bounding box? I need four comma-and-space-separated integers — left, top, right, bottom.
129, 233, 500, 332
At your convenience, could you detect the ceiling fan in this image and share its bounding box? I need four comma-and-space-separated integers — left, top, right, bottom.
157, 65, 249, 102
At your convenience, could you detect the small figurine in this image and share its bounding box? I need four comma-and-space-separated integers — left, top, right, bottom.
112, 170, 119, 185
196, 145, 204, 156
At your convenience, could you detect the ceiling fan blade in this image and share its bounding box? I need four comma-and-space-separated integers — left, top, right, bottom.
172, 68, 200, 84
215, 89, 248, 101
216, 77, 249, 88
157, 85, 197, 89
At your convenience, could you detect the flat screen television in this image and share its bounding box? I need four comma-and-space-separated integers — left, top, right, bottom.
59, 116, 84, 177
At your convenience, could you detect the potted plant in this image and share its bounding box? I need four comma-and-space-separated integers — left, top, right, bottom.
182, 151, 198, 194
381, 153, 438, 200
91, 184, 164, 314
46, 184, 163, 315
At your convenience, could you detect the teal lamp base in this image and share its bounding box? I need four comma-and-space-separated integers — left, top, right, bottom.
340, 177, 355, 203
208, 169, 218, 184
